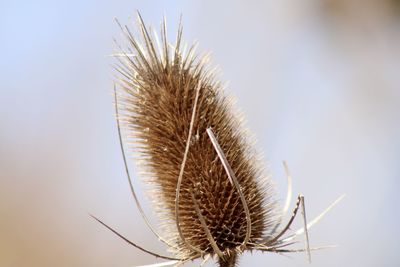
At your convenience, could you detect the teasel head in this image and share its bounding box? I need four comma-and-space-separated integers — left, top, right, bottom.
92, 11, 345, 267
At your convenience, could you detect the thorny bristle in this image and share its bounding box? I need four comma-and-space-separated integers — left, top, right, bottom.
109, 12, 342, 266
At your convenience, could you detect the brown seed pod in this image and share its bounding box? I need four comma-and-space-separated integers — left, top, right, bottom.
92, 12, 344, 267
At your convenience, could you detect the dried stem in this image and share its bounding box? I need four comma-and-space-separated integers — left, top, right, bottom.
218, 253, 237, 267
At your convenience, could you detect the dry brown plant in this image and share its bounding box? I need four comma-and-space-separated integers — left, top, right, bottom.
92, 12, 344, 267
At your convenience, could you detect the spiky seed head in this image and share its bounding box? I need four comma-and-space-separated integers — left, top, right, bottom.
114, 14, 278, 262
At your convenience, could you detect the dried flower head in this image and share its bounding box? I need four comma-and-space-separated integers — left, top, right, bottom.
92, 12, 344, 267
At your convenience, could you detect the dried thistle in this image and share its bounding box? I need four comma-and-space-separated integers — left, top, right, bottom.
92, 12, 344, 267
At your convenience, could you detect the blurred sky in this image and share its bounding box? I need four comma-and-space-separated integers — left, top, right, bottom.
1, 0, 399, 266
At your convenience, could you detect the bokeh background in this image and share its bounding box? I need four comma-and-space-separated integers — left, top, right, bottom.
1, 0, 399, 266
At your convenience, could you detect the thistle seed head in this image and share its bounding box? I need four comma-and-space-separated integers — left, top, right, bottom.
114, 13, 279, 263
